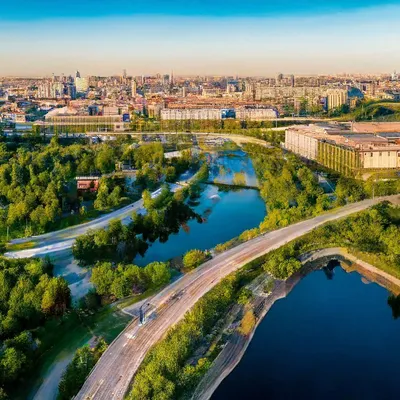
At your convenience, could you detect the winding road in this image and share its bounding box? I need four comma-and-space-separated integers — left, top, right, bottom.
75, 194, 399, 400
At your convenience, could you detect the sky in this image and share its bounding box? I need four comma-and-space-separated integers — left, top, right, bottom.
1, 0, 400, 76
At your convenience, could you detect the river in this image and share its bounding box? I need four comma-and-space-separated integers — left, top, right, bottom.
135, 150, 265, 266
212, 263, 400, 400
28, 149, 266, 399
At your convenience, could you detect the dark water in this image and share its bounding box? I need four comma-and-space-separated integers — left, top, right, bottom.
135, 151, 265, 266
213, 265, 400, 400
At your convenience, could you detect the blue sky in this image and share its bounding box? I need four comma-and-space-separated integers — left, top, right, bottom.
1, 0, 395, 19
1, 1, 400, 76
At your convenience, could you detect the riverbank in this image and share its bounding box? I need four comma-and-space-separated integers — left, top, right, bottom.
192, 248, 400, 400
25, 150, 265, 400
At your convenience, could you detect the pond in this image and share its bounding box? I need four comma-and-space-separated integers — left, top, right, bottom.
212, 264, 400, 400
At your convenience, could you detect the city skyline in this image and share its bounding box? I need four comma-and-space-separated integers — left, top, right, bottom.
2, 2, 400, 76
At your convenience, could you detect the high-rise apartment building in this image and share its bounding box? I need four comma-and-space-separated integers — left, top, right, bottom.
75, 70, 88, 95
326, 88, 348, 110
37, 82, 52, 98
131, 80, 137, 97
51, 82, 64, 98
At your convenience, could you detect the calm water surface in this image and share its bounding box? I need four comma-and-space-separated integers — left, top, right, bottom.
135, 151, 265, 266
213, 265, 400, 400
208, 149, 259, 186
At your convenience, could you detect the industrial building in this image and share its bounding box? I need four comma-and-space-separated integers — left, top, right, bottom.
284, 124, 400, 176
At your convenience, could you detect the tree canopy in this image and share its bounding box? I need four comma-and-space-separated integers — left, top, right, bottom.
0, 257, 70, 398
91, 261, 171, 300
183, 249, 207, 270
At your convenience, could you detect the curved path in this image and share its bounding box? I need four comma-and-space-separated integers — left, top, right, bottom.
76, 195, 399, 400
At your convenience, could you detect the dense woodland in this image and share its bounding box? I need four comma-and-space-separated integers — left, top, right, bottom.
0, 137, 197, 240
91, 261, 171, 300
0, 257, 71, 399
0, 137, 122, 238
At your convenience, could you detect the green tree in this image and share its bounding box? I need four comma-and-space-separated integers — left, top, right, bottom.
133, 143, 164, 168
142, 189, 153, 210
144, 262, 171, 288
238, 310, 256, 336
72, 233, 97, 265
95, 145, 115, 173
108, 186, 122, 207
182, 249, 206, 270
91, 263, 115, 297
165, 166, 177, 183
1, 347, 27, 382
94, 181, 110, 211
41, 277, 71, 316
58, 339, 107, 400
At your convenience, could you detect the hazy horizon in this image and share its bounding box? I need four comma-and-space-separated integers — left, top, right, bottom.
2, 1, 400, 76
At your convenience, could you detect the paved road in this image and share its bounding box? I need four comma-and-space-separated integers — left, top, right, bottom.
4, 185, 182, 259
76, 194, 399, 400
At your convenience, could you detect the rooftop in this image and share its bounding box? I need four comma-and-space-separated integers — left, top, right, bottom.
376, 132, 400, 139
341, 134, 387, 143
287, 124, 400, 151
352, 122, 400, 133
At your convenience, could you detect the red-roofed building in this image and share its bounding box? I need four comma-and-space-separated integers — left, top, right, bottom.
76, 176, 100, 193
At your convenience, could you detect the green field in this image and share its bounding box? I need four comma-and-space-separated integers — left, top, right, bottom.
335, 100, 400, 121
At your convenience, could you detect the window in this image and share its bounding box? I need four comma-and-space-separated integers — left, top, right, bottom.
379, 152, 382, 156
370, 153, 373, 157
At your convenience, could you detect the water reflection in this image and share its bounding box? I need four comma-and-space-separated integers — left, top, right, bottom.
388, 294, 400, 319
213, 265, 400, 400
322, 259, 338, 280
134, 151, 265, 266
